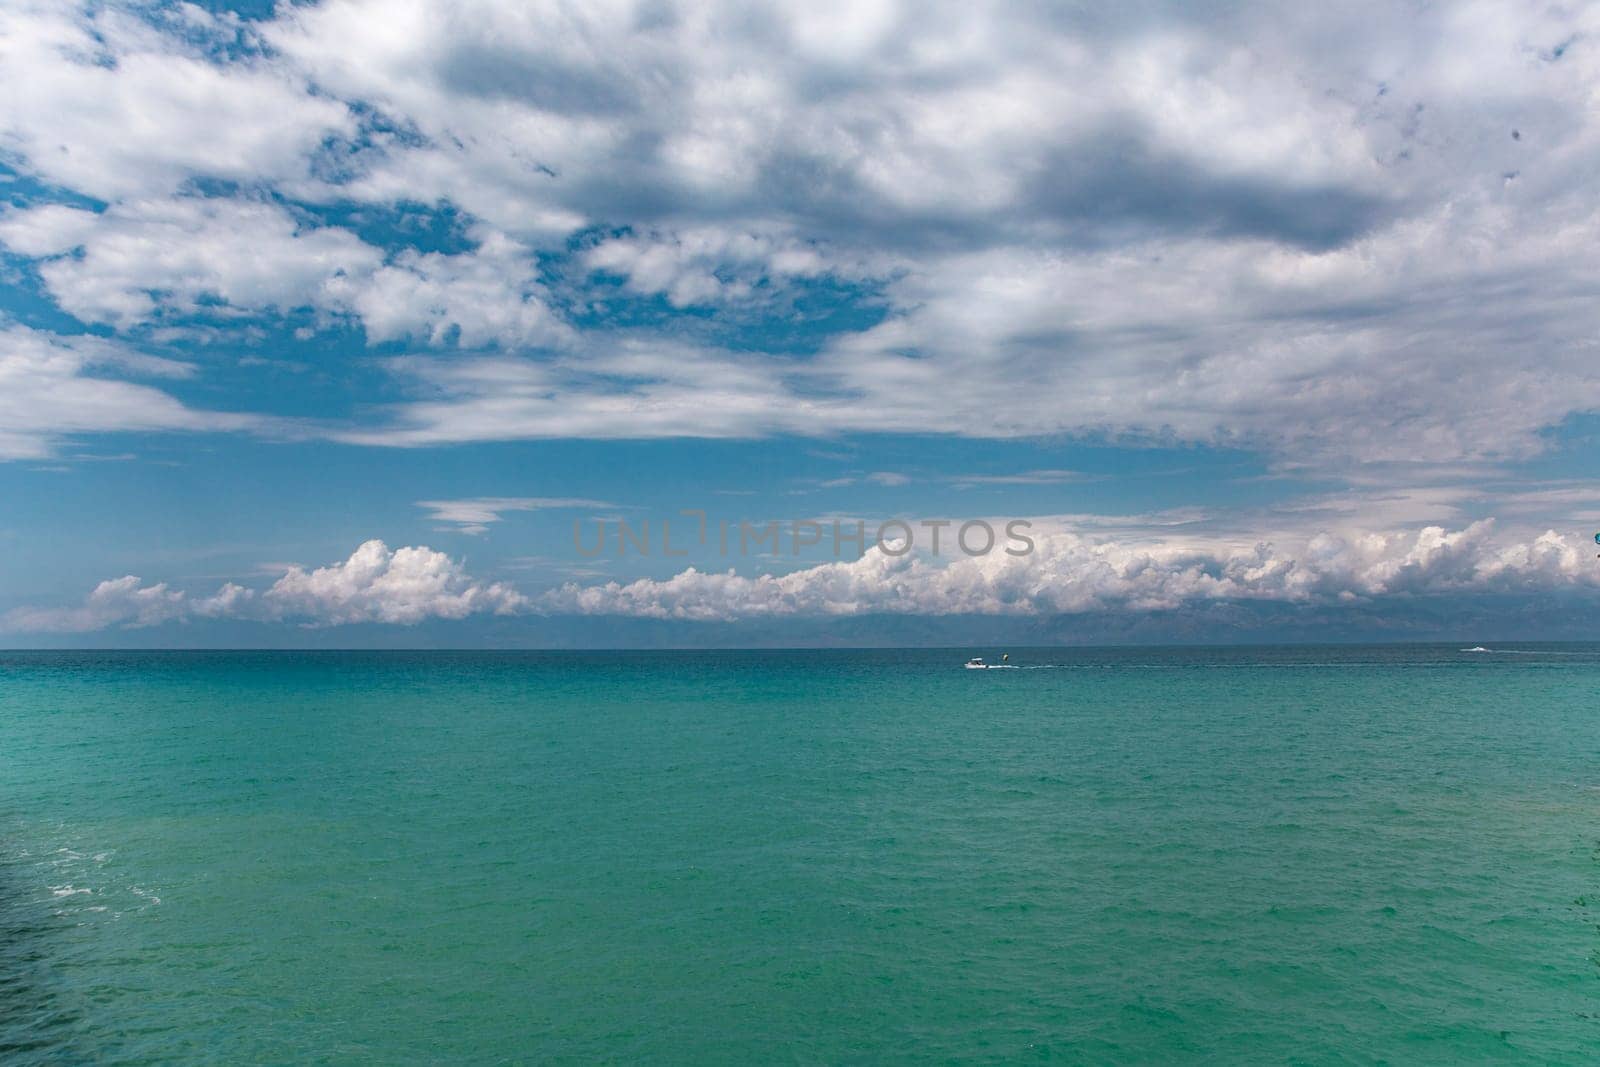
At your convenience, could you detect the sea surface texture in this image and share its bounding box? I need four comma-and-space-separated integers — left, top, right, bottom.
1, 646, 1597, 1063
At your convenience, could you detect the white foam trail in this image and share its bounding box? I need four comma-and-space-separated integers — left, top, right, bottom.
1460, 647, 1588, 655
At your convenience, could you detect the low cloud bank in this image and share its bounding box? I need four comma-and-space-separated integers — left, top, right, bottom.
4, 540, 526, 632
543, 522, 1597, 621
5, 522, 1594, 634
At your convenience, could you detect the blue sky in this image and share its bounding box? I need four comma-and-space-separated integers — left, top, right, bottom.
1, 0, 1597, 645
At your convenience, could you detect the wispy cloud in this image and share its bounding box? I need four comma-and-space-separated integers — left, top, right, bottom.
0, 324, 266, 460
416, 497, 617, 534
949, 469, 1090, 488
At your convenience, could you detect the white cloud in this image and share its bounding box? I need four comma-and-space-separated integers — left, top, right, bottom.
0, 1, 352, 200
195, 582, 255, 619
0, 324, 260, 459
583, 227, 855, 308
804, 216, 1600, 463
1, 575, 189, 633
262, 540, 528, 625
333, 340, 821, 446
321, 230, 571, 348
951, 470, 1087, 487
543, 521, 1600, 620
7, 521, 1595, 633
0, 201, 568, 348
0, 198, 381, 328
1, 540, 529, 632
417, 496, 616, 534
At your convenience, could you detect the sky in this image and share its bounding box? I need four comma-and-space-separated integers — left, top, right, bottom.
1, 0, 1598, 646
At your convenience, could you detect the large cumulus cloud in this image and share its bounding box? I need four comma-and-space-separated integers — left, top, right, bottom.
1, 540, 527, 631
264, 539, 529, 625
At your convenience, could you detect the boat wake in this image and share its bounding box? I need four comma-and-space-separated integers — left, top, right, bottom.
1460, 647, 1587, 656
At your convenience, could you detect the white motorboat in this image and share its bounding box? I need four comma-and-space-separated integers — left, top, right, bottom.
965, 657, 988, 669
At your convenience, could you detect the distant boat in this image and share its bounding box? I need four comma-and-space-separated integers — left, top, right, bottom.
965, 657, 988, 669
965, 654, 1014, 669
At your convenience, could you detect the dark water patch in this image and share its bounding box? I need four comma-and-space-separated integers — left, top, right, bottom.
0, 848, 88, 1065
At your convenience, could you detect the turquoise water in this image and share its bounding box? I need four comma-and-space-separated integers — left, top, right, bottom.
2, 646, 1598, 1063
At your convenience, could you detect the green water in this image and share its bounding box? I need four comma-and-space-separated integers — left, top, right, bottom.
1, 646, 1598, 1063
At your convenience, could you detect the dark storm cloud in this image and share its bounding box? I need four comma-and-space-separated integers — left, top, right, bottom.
1027, 130, 1392, 251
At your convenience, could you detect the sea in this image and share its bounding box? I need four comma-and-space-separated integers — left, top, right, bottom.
1, 645, 1597, 1063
